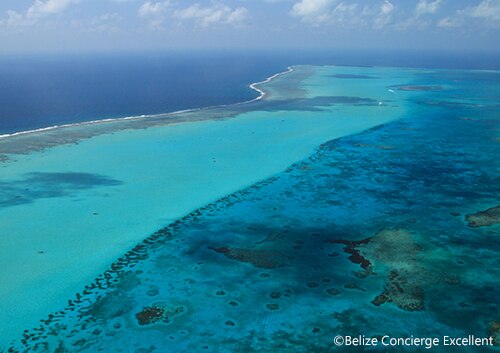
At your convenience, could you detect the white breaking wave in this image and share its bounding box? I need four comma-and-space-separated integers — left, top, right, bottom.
247, 66, 295, 103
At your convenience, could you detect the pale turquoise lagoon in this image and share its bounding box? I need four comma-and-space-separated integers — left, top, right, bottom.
0, 65, 498, 352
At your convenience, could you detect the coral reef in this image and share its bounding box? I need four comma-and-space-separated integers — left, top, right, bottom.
135, 305, 184, 326
209, 246, 288, 269
329, 228, 425, 311
5, 67, 499, 352
466, 206, 500, 228
358, 228, 421, 268
266, 304, 280, 311
326, 288, 341, 296
371, 270, 424, 311
489, 321, 500, 346
327, 238, 372, 276
270, 292, 281, 299
344, 283, 366, 292
361, 229, 425, 311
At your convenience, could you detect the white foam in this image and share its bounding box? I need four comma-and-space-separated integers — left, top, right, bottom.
247, 66, 295, 102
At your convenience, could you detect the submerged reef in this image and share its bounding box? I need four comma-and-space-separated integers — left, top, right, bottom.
330, 74, 379, 79
327, 237, 372, 277
466, 205, 500, 228
372, 269, 424, 311
329, 228, 426, 311
489, 321, 500, 345
135, 305, 184, 326
209, 246, 289, 269
358, 228, 421, 269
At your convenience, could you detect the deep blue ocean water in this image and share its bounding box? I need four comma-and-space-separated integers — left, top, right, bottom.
1, 50, 499, 135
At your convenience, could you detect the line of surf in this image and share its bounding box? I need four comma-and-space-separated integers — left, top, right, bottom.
247, 66, 294, 102
0, 66, 295, 141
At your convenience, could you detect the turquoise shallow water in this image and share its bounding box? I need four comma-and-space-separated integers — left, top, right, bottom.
0, 65, 499, 352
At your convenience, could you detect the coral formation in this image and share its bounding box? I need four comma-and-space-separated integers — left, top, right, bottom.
329, 228, 425, 311
489, 321, 500, 346
344, 283, 366, 292
266, 304, 280, 311
209, 246, 288, 269
466, 206, 500, 228
135, 305, 184, 326
360, 229, 424, 311
270, 292, 281, 299
326, 288, 341, 296
371, 270, 424, 311
327, 237, 372, 276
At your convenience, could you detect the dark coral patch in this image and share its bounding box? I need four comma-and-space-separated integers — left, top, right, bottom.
344, 283, 366, 291
135, 306, 164, 326
270, 292, 282, 299
326, 288, 341, 296
465, 205, 500, 228
209, 246, 288, 269
327, 238, 372, 271
489, 321, 500, 345
372, 270, 424, 312
135, 305, 184, 326
146, 288, 159, 297
0, 172, 122, 209
266, 304, 280, 311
